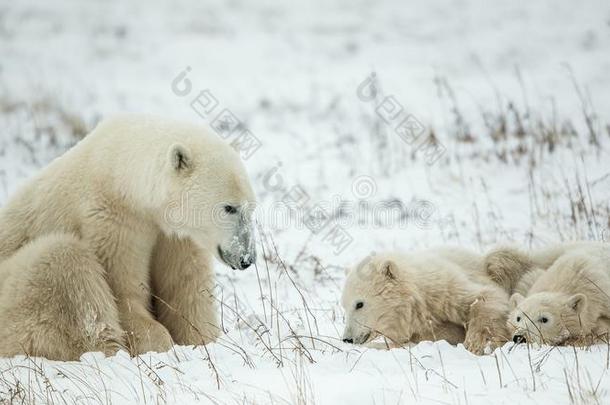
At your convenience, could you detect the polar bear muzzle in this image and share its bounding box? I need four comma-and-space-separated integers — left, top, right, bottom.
217, 244, 256, 270
216, 210, 256, 270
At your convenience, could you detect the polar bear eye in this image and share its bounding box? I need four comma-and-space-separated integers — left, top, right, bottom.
516, 316, 521, 322
355, 301, 364, 310
540, 317, 548, 324
224, 205, 238, 214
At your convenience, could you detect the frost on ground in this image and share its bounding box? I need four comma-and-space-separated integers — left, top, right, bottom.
1, 0, 610, 404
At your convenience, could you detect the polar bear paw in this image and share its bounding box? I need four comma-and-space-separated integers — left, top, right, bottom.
464, 328, 495, 355
126, 317, 174, 355
464, 322, 505, 355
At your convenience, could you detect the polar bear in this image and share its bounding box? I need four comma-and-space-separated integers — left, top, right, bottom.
483, 242, 604, 296
341, 248, 510, 355
0, 114, 256, 360
506, 244, 610, 345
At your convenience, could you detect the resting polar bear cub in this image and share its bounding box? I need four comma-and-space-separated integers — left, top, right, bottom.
342, 248, 510, 354
485, 243, 610, 344
483, 242, 602, 296
0, 114, 256, 360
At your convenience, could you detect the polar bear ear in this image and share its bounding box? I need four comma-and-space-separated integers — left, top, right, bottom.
567, 293, 587, 314
509, 293, 524, 308
169, 143, 192, 172
380, 260, 397, 280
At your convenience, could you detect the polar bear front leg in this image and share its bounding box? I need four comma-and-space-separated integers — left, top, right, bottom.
95, 223, 173, 355
0, 234, 125, 360
151, 235, 220, 346
429, 322, 466, 345
463, 285, 511, 354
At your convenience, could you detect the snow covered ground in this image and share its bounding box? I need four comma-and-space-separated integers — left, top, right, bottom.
1, 0, 610, 403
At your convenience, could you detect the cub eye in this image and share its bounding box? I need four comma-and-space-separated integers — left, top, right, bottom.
224, 205, 238, 214
516, 316, 521, 322
540, 317, 548, 324
355, 302, 364, 310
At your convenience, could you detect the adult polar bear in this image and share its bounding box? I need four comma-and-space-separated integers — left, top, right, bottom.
0, 114, 256, 360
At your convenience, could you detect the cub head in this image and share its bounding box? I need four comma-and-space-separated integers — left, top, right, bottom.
159, 129, 256, 271
341, 254, 416, 345
508, 291, 587, 345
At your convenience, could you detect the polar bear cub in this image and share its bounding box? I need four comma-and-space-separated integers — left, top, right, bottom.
484, 241, 606, 296
507, 244, 610, 345
341, 248, 510, 354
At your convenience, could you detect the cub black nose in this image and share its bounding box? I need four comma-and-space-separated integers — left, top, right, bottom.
240, 259, 253, 269
513, 335, 526, 344
343, 338, 353, 344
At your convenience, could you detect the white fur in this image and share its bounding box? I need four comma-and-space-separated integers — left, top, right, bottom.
483, 241, 606, 294
506, 243, 610, 345
341, 248, 510, 355
0, 114, 256, 360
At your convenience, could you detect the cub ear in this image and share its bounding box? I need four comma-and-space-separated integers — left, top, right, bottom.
380, 260, 397, 280
567, 293, 587, 314
169, 143, 192, 171
509, 293, 524, 309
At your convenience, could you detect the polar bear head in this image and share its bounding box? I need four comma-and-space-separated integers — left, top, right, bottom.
341, 253, 422, 345
139, 120, 258, 271
508, 291, 587, 345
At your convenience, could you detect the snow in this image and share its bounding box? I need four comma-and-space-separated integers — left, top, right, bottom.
1, 0, 610, 404
3, 342, 609, 404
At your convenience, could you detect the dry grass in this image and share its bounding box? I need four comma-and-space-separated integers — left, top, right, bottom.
0, 75, 609, 404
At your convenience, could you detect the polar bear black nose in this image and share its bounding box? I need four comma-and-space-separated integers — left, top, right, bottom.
240, 257, 254, 269
513, 334, 526, 344
343, 338, 353, 344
